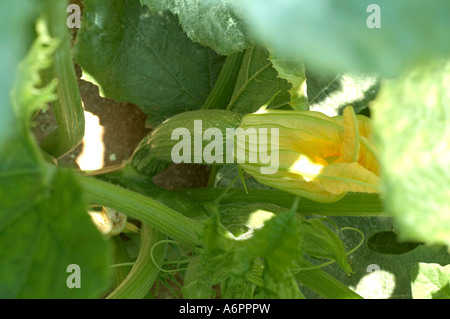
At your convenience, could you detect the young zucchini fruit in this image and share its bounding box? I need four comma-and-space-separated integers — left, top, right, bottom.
131, 110, 242, 176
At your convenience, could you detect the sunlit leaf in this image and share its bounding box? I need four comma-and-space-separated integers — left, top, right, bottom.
141, 0, 251, 55
238, 0, 450, 76
411, 263, 450, 299
314, 216, 450, 299
372, 59, 450, 247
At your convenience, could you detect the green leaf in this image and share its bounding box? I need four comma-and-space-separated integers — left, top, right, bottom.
189, 203, 303, 298
411, 263, 450, 299
226, 46, 292, 114
1, 18, 59, 218
306, 67, 379, 116
261, 271, 305, 299
140, 0, 251, 55
314, 217, 450, 299
182, 256, 216, 299
182, 209, 238, 296
269, 51, 308, 111
74, 0, 225, 127
0, 169, 112, 298
10, 19, 58, 135
367, 231, 420, 255
372, 60, 450, 247
220, 277, 256, 299
1, 17, 111, 298
200, 205, 231, 257
233, 208, 303, 297
238, 0, 450, 76
0, 1, 38, 144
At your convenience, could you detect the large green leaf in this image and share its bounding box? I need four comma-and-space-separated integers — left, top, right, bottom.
140, 0, 251, 55
238, 0, 450, 76
372, 60, 450, 247
226, 46, 291, 114
0, 169, 111, 298
74, 0, 225, 127
411, 263, 450, 299
0, 16, 111, 298
312, 217, 450, 299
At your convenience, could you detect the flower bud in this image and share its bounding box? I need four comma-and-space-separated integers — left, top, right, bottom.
89, 207, 127, 237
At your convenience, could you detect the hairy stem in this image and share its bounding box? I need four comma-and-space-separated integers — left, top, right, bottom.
40, 0, 84, 158
294, 259, 363, 299
176, 188, 386, 216
107, 224, 167, 299
202, 51, 244, 110
81, 176, 202, 246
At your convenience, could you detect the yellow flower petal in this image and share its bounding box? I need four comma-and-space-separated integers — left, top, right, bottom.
337, 106, 360, 163
315, 162, 379, 194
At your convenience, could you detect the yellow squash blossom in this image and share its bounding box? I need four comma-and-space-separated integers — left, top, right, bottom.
237, 106, 379, 203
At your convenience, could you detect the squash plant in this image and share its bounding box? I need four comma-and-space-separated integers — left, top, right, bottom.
1, 0, 449, 299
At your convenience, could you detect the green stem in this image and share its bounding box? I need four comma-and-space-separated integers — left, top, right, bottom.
206, 165, 220, 188
110, 262, 135, 268
81, 176, 202, 246
98, 164, 209, 220
294, 259, 363, 299
111, 236, 133, 289
176, 188, 386, 216
202, 51, 244, 110
107, 224, 167, 299
40, 0, 84, 158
